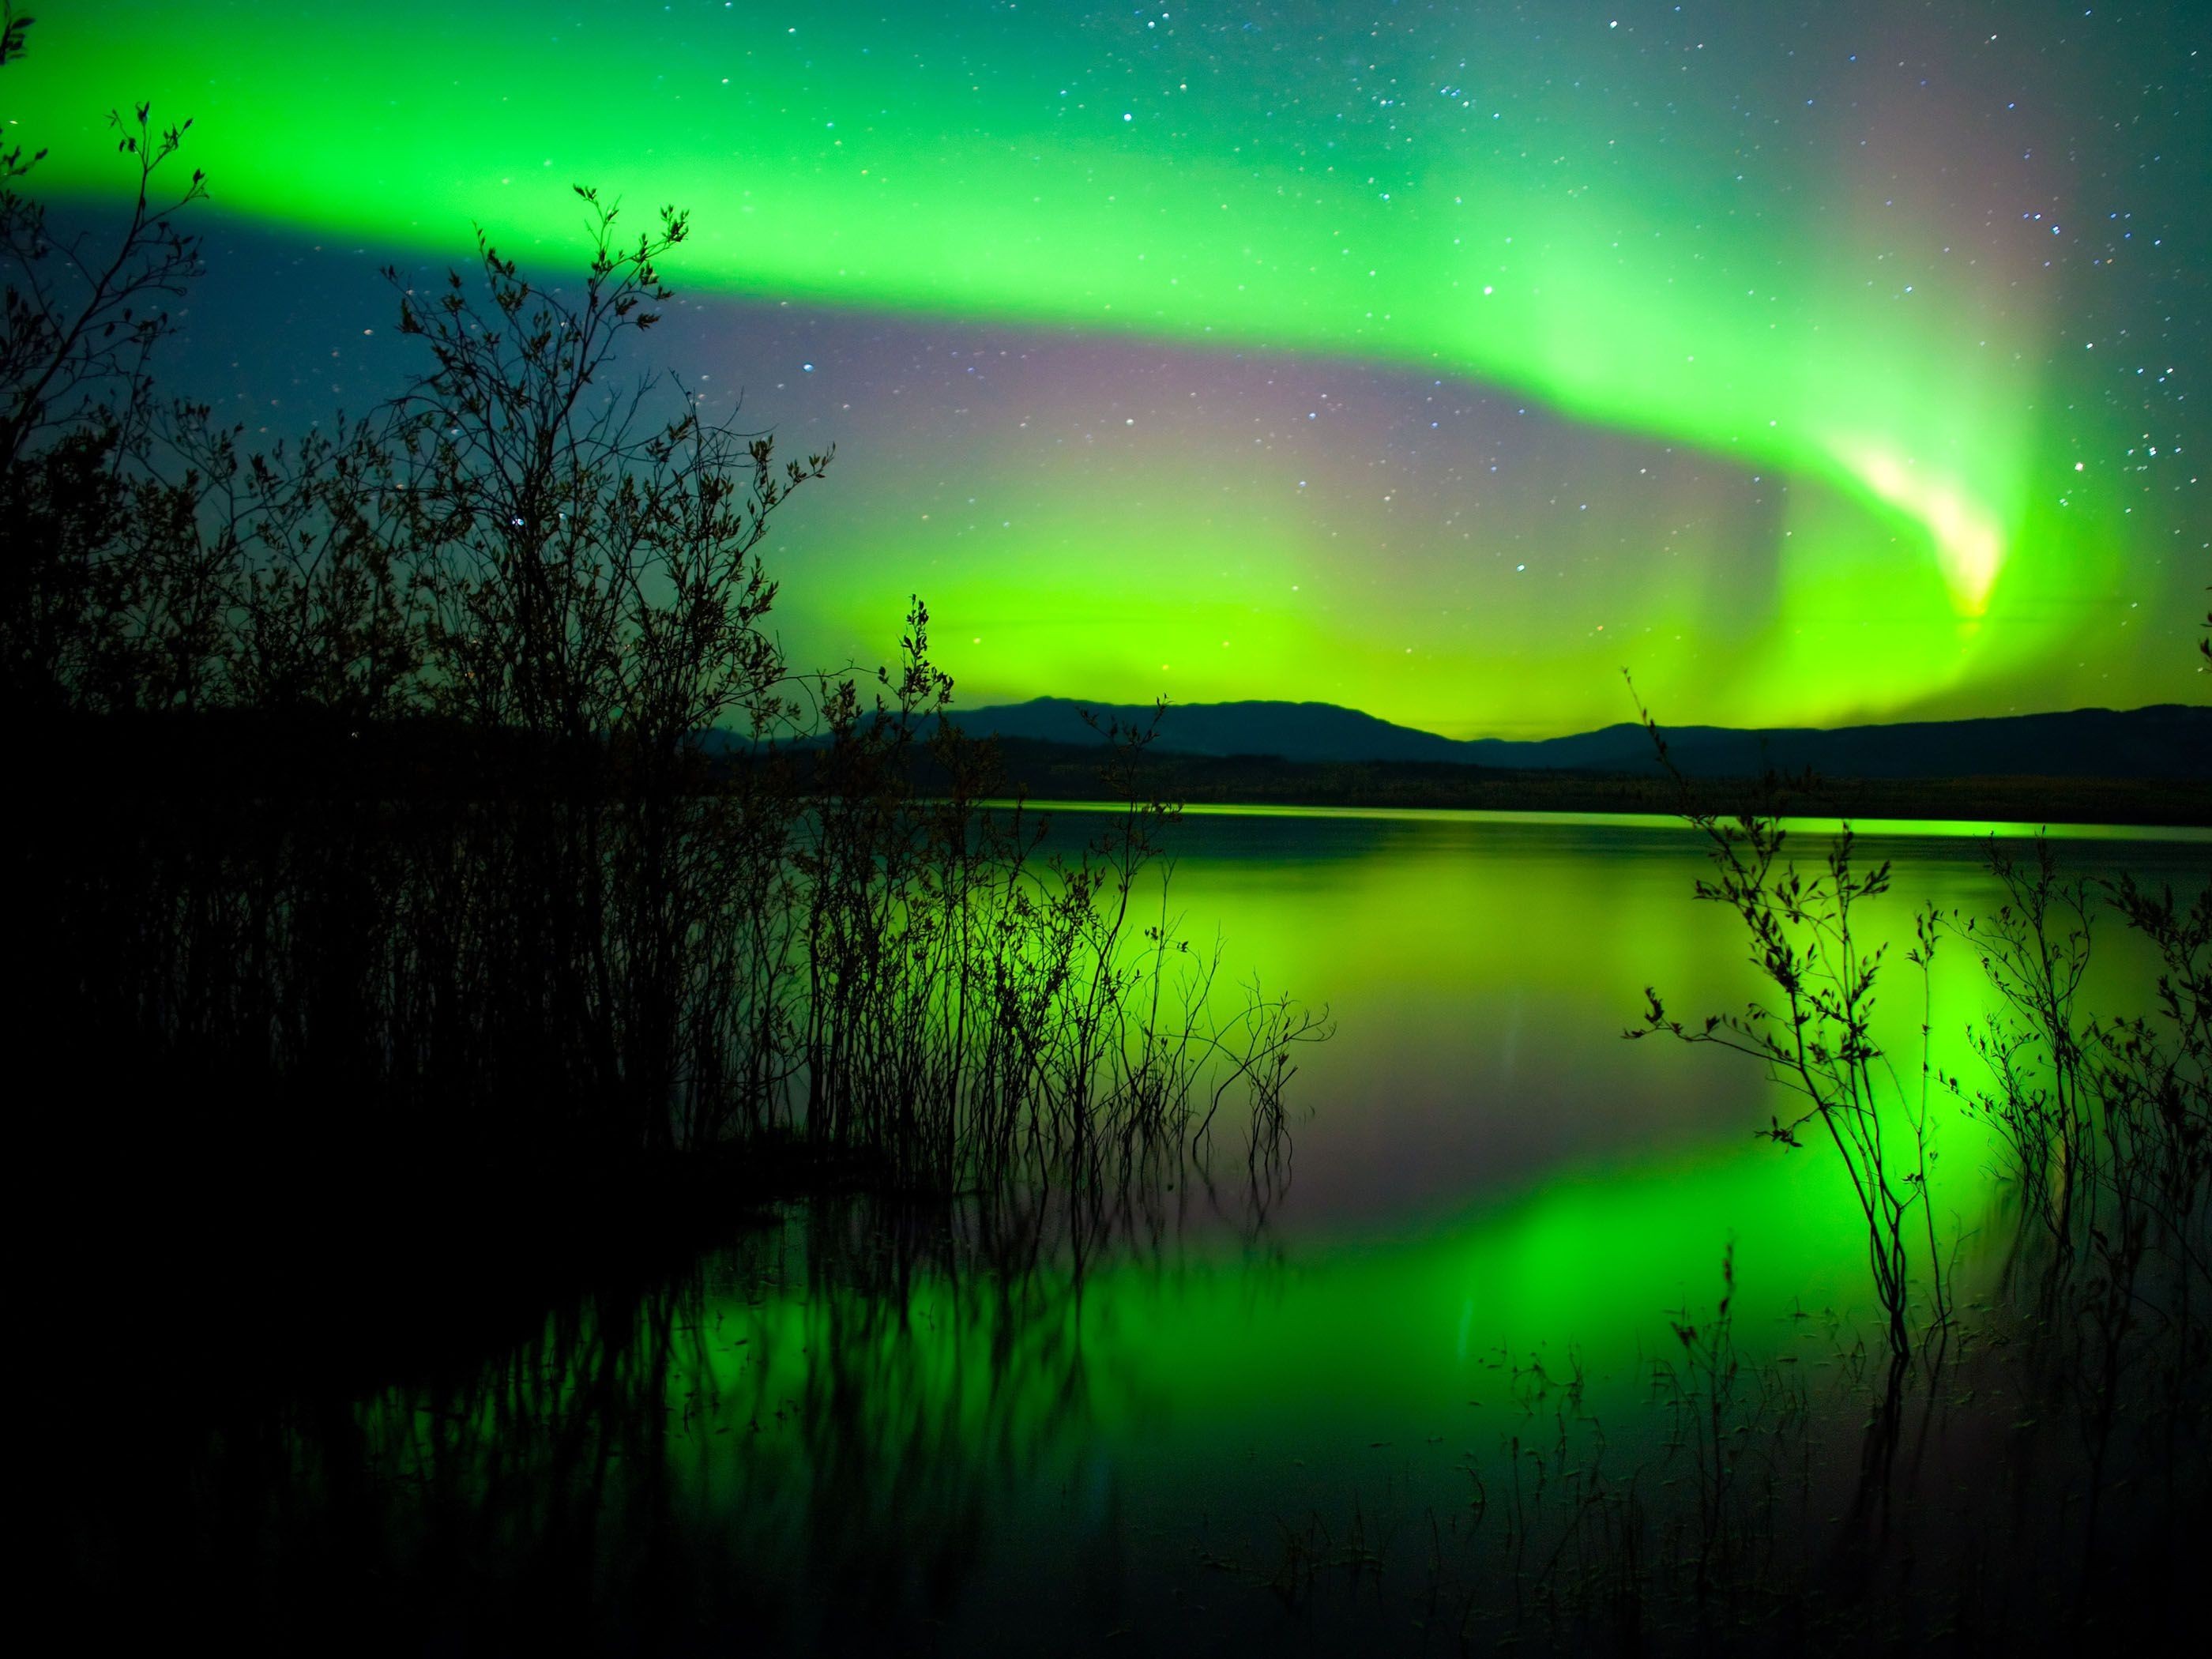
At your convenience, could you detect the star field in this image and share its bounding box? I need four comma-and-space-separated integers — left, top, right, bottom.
15, 0, 2205, 735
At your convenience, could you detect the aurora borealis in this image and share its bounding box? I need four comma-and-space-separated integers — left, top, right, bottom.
15, 1, 2205, 735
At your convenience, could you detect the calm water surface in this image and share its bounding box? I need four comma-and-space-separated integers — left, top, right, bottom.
239, 811, 2212, 1649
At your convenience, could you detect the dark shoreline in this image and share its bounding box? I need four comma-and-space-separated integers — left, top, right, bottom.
976, 738, 2212, 829
28, 712, 2210, 827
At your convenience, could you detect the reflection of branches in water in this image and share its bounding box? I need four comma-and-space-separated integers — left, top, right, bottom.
224, 1193, 1209, 1649
1251, 1229, 2206, 1655
1616, 680, 2209, 1644
1944, 855, 2210, 1427
15, 61, 1261, 1649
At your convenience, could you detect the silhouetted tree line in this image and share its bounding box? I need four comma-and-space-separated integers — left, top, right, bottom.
2, 13, 1318, 1234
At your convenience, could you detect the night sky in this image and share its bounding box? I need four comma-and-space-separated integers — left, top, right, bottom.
17, 1, 2206, 736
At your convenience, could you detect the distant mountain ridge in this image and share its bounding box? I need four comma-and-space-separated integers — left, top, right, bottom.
935, 698, 2211, 781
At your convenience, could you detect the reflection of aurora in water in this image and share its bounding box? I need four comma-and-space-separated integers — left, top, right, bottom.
18, 2, 2206, 734
349, 1153, 1852, 1647
262, 814, 2200, 1646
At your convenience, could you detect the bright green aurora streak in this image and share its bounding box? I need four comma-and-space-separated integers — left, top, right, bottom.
16, 2, 2203, 733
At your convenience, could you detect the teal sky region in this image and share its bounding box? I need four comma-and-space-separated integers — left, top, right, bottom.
14, 1, 2206, 736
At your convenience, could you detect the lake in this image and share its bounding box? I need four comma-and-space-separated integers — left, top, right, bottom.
100, 807, 2212, 1651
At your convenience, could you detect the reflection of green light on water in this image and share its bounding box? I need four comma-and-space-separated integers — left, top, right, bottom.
570, 812, 2139, 1450
346, 816, 2197, 1630
397, 1118, 1990, 1538
389, 1126, 1994, 1513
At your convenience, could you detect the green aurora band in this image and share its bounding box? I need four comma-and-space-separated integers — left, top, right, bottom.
14, 2, 2203, 734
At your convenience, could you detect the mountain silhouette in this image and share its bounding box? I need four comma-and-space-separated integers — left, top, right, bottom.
931, 698, 2210, 781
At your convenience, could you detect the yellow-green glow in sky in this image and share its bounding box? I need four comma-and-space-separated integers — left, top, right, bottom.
14, 2, 2205, 735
